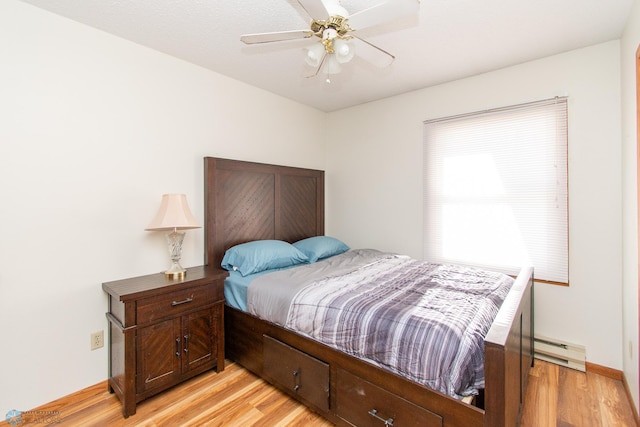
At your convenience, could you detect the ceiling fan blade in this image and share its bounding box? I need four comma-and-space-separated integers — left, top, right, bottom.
298, 0, 330, 19
348, 0, 420, 30
241, 30, 314, 44
353, 36, 395, 68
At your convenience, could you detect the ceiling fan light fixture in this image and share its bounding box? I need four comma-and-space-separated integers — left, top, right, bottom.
334, 38, 355, 63
325, 54, 342, 75
305, 43, 326, 67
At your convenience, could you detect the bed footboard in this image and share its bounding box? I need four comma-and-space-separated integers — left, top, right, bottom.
483, 266, 534, 427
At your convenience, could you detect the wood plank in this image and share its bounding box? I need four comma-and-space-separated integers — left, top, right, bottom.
557, 363, 599, 427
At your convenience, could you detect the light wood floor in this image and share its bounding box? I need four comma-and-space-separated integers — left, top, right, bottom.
3, 359, 637, 426
520, 360, 637, 427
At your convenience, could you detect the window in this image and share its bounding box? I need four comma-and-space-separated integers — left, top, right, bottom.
423, 97, 568, 284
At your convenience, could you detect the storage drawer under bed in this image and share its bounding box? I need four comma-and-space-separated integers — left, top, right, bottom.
263, 335, 330, 413
336, 368, 443, 427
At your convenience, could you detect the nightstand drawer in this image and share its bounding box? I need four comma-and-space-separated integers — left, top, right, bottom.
137, 284, 221, 324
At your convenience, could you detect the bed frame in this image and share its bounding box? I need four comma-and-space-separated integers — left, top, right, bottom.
204, 156, 534, 427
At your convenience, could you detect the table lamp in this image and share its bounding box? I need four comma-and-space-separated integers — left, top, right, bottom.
146, 193, 200, 279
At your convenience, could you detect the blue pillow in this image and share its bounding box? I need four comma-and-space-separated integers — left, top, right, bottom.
293, 236, 350, 263
221, 240, 309, 276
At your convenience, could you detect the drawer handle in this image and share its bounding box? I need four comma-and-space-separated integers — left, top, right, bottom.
171, 297, 193, 306
292, 370, 300, 392
368, 409, 394, 426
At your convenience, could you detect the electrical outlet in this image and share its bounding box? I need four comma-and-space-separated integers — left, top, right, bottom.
91, 330, 104, 351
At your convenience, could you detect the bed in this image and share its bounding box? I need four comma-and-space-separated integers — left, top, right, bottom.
204, 156, 534, 427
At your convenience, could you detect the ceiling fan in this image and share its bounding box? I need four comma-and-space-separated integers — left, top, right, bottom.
240, 0, 420, 82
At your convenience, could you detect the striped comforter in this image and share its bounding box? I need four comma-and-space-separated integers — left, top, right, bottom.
284, 253, 513, 398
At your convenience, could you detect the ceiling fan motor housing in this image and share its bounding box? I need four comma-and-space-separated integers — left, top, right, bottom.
311, 14, 352, 56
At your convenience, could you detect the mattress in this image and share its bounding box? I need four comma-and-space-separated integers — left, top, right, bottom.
224, 249, 514, 399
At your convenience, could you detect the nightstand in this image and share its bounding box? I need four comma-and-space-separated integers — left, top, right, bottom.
103, 266, 228, 418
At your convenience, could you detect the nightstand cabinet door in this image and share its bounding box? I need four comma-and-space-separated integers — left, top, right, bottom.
182, 305, 219, 373
137, 317, 182, 394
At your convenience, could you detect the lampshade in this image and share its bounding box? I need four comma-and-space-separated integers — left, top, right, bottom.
145, 194, 200, 231
333, 38, 355, 64
305, 43, 326, 68
325, 54, 342, 75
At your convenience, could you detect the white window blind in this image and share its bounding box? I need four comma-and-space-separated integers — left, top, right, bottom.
423, 97, 568, 283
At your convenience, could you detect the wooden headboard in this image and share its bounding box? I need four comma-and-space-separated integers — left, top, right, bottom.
204, 157, 325, 268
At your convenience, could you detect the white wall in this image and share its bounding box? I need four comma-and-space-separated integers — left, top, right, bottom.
0, 0, 326, 416
326, 42, 624, 371
621, 0, 640, 412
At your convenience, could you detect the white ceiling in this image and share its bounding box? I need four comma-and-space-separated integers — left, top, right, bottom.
19, 0, 633, 112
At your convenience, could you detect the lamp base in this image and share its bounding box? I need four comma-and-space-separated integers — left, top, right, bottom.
164, 230, 187, 280
164, 269, 186, 280
164, 260, 187, 280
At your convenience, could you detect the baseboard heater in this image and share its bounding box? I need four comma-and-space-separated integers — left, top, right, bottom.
534, 335, 586, 372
